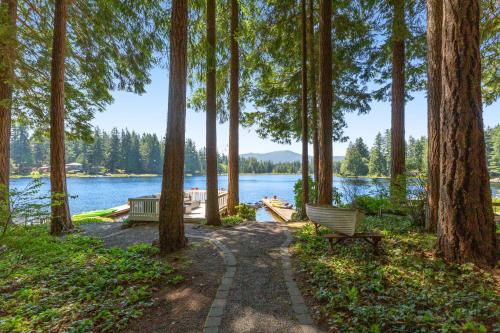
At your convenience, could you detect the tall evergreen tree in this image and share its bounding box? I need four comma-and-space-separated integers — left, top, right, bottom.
368, 132, 388, 176
426, 0, 442, 232
318, 0, 332, 204
227, 0, 240, 215
106, 128, 121, 173
10, 125, 32, 174
390, 0, 407, 200
438, 0, 495, 267
49, 0, 73, 235
205, 0, 221, 226
158, 0, 189, 255
341, 140, 369, 176
300, 0, 309, 217
0, 0, 17, 220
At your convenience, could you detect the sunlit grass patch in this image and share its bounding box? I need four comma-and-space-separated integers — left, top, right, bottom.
0, 226, 178, 332
292, 217, 499, 332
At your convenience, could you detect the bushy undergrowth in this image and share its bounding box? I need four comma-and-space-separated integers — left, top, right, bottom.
0, 226, 178, 332
293, 217, 499, 332
221, 215, 244, 227
235, 204, 256, 221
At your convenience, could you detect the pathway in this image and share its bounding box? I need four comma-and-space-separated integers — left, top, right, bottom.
81, 221, 318, 333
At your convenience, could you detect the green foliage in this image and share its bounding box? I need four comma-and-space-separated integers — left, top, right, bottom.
0, 226, 177, 333
293, 217, 499, 332
293, 176, 317, 217
485, 125, 500, 176
341, 139, 369, 176
406, 136, 427, 173
242, 0, 372, 144
1, 179, 50, 236
235, 204, 256, 221
352, 195, 392, 215
368, 132, 388, 177
12, 0, 168, 139
221, 215, 244, 227
368, 0, 427, 102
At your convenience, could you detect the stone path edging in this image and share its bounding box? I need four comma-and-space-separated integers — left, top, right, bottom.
188, 235, 236, 333
280, 226, 318, 333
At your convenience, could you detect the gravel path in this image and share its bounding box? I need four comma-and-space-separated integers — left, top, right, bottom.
80, 221, 317, 333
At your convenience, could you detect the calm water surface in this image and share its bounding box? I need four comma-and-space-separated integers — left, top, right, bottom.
10, 175, 500, 221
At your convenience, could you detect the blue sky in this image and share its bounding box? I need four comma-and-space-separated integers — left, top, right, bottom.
93, 66, 499, 156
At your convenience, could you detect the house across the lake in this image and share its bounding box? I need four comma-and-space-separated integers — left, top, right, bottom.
36, 163, 83, 173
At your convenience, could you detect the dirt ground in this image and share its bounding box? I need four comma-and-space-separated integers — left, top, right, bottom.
124, 239, 224, 333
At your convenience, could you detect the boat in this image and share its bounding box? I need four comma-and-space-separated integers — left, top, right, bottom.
269, 199, 293, 209
306, 204, 364, 236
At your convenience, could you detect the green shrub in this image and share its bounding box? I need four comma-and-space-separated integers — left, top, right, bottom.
352, 195, 392, 215
235, 204, 256, 221
221, 215, 244, 227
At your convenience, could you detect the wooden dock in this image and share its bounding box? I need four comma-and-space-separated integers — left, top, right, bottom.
262, 198, 295, 222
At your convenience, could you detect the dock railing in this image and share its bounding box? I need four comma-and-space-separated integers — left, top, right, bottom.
129, 190, 228, 222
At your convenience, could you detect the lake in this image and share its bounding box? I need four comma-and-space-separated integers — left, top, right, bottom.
10, 175, 500, 221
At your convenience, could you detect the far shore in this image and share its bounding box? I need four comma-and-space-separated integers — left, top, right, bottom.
9, 173, 500, 183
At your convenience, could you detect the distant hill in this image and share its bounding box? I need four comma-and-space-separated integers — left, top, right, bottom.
241, 150, 344, 164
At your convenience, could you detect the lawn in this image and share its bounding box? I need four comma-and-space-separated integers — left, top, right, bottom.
292, 217, 499, 332
0, 226, 180, 332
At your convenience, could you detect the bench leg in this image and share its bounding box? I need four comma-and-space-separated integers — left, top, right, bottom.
328, 238, 334, 253
373, 238, 381, 255
314, 223, 319, 235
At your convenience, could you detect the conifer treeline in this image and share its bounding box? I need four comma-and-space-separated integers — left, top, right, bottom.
338, 125, 500, 178
10, 126, 307, 176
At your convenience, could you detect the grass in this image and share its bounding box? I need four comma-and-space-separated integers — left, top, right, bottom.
292, 217, 499, 332
0, 226, 179, 332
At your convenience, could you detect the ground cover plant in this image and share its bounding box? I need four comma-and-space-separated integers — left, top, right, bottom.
292, 217, 499, 332
0, 226, 179, 332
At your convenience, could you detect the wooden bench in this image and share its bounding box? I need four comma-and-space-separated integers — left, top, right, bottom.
322, 232, 384, 255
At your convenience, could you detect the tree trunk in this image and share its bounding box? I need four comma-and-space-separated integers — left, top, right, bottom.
390, 0, 406, 201
0, 0, 17, 223
227, 0, 239, 216
437, 0, 496, 267
50, 0, 73, 235
205, 0, 221, 226
158, 0, 188, 254
317, 0, 332, 205
308, 0, 319, 200
300, 0, 309, 218
426, 0, 442, 232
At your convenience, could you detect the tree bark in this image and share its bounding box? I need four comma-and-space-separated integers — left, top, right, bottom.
205, 0, 221, 226
50, 0, 73, 235
158, 0, 188, 254
437, 0, 496, 267
317, 0, 332, 205
426, 0, 442, 232
227, 0, 239, 215
308, 0, 319, 200
300, 0, 309, 217
390, 0, 406, 201
0, 0, 17, 222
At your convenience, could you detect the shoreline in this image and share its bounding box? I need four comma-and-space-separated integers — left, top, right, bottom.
9, 173, 500, 183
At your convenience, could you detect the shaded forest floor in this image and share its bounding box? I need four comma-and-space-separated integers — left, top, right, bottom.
0, 224, 223, 333
290, 217, 499, 332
